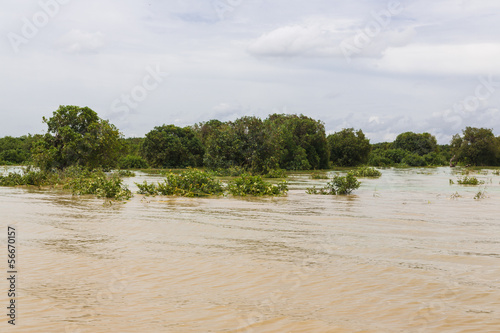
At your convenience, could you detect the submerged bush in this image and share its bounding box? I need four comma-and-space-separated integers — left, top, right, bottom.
310, 172, 329, 179
350, 166, 381, 178
116, 170, 136, 177
136, 169, 224, 197
211, 166, 246, 177
65, 172, 132, 200
0, 165, 132, 200
0, 165, 63, 187
227, 174, 288, 196
401, 153, 426, 167
456, 176, 484, 185
118, 155, 148, 169
263, 169, 287, 178
307, 172, 361, 195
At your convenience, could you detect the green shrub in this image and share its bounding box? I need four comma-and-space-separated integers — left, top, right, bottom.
423, 152, 447, 166
118, 155, 148, 169
264, 169, 287, 178
310, 172, 329, 179
456, 176, 484, 185
401, 153, 426, 167
65, 172, 132, 200
306, 172, 361, 195
211, 166, 246, 177
0, 165, 132, 200
136, 169, 224, 197
350, 166, 381, 178
227, 174, 288, 196
116, 170, 136, 177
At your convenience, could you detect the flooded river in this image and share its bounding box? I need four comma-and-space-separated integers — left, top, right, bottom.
1, 167, 500, 332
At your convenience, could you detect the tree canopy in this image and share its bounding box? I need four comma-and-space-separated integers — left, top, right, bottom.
451, 127, 500, 166
393, 132, 438, 156
142, 124, 204, 168
327, 128, 370, 167
31, 105, 123, 171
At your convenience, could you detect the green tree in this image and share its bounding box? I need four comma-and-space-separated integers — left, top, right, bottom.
393, 132, 437, 156
328, 128, 370, 167
142, 125, 204, 168
265, 114, 329, 170
202, 117, 278, 172
32, 105, 123, 171
451, 127, 500, 166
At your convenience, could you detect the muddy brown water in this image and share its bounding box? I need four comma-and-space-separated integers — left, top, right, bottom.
1, 167, 500, 332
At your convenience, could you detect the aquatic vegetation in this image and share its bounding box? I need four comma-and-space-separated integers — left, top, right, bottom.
136, 169, 224, 197
263, 169, 288, 179
450, 191, 461, 199
115, 170, 136, 177
118, 155, 148, 169
456, 176, 484, 185
136, 170, 287, 197
350, 166, 381, 178
306, 172, 361, 195
492, 170, 500, 176
474, 189, 487, 200
449, 179, 455, 185
0, 165, 133, 200
65, 172, 132, 200
227, 174, 288, 196
211, 166, 247, 177
310, 172, 329, 179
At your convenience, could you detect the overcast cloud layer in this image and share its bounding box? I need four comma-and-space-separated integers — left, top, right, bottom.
2, 0, 500, 143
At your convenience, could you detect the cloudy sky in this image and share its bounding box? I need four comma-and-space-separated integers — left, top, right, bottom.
2, 0, 500, 143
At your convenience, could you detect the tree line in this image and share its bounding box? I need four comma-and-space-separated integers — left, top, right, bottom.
2, 105, 500, 170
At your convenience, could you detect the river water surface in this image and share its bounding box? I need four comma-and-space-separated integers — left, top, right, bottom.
1, 167, 500, 332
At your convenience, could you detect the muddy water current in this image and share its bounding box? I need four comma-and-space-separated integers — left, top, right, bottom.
1, 167, 500, 332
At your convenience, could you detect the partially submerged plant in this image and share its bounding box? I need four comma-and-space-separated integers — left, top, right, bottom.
307, 172, 361, 195
136, 168, 224, 197
456, 176, 484, 185
310, 172, 329, 179
474, 189, 487, 200
350, 166, 382, 178
65, 172, 132, 200
227, 174, 288, 196
263, 169, 288, 179
0, 165, 133, 200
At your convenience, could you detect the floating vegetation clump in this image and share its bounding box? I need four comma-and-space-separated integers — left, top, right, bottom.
136, 168, 224, 197
350, 166, 382, 178
310, 172, 329, 179
307, 172, 361, 195
227, 174, 288, 196
456, 176, 484, 185
136, 170, 287, 197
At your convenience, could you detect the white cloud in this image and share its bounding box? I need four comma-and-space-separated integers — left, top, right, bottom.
377, 43, 500, 74
56, 30, 105, 53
